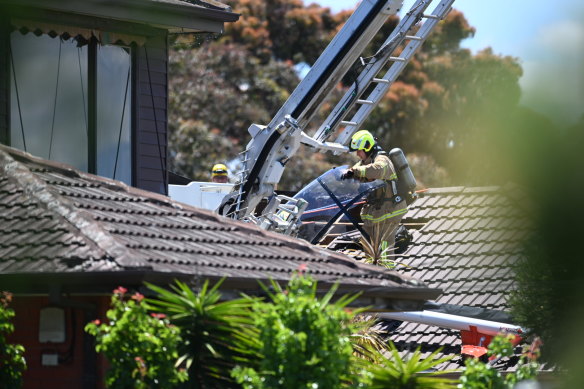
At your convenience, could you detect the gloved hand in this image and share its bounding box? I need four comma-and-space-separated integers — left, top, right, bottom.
340, 169, 354, 180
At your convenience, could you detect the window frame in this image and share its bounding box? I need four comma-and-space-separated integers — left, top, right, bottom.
1, 9, 172, 193
5, 26, 137, 186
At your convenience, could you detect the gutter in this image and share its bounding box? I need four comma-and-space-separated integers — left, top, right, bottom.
0, 271, 442, 311
0, 0, 240, 33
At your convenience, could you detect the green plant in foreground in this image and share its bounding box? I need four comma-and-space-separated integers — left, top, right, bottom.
85, 287, 187, 389
359, 341, 457, 389
0, 291, 26, 388
350, 314, 388, 361
360, 222, 397, 268
232, 273, 361, 389
146, 279, 259, 388
459, 334, 541, 389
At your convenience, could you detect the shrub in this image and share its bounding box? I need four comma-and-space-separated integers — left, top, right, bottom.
459, 334, 541, 389
0, 291, 26, 388
231, 273, 360, 389
85, 287, 187, 389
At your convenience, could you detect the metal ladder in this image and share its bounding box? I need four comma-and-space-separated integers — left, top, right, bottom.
311, 0, 455, 147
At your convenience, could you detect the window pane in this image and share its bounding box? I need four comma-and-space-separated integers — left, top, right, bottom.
10, 32, 88, 171
97, 45, 132, 185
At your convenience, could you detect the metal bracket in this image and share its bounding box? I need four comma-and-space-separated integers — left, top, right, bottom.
300, 132, 349, 154
257, 194, 308, 236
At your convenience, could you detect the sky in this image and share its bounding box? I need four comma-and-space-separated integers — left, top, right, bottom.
308, 0, 584, 126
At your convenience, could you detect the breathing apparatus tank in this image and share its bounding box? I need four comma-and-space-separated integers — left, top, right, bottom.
389, 148, 417, 205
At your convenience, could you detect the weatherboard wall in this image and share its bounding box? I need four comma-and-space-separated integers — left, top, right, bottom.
135, 34, 169, 195
0, 16, 8, 145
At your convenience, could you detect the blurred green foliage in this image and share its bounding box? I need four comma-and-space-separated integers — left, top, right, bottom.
504, 11, 584, 384
510, 116, 584, 376
459, 334, 540, 389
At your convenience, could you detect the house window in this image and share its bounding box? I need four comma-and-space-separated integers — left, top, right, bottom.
96, 45, 132, 183
9, 31, 132, 185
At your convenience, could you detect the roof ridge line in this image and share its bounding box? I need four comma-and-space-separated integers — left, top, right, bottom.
0, 148, 149, 270
179, 0, 232, 11
2, 143, 191, 213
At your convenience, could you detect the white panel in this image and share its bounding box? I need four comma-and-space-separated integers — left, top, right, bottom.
39, 307, 66, 343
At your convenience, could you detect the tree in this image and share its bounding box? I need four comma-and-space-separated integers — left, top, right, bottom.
221, 0, 345, 64
168, 43, 299, 181
169, 119, 237, 182
168, 4, 534, 189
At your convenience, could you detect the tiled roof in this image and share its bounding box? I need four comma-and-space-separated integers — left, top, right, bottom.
0, 145, 439, 308
171, 0, 231, 11
389, 186, 533, 370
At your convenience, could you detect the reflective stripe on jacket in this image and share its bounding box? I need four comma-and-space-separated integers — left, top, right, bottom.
352, 153, 397, 202
361, 207, 408, 223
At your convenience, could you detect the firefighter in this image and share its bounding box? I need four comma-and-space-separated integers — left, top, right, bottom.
341, 130, 407, 257
211, 163, 229, 183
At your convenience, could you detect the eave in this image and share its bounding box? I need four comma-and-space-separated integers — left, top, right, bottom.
0, 0, 240, 34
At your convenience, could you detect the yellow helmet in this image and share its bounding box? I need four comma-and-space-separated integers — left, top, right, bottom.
350, 130, 375, 152
211, 163, 228, 177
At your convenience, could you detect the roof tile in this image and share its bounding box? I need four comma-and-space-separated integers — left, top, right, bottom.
392, 183, 532, 371
0, 145, 437, 308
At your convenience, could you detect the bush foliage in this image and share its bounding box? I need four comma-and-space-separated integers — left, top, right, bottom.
459, 334, 541, 389
85, 277, 547, 388
360, 342, 457, 389
85, 287, 187, 389
231, 274, 359, 388
0, 292, 26, 388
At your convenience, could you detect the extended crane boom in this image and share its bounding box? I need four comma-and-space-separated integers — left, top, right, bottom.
218, 0, 455, 235
219, 0, 403, 219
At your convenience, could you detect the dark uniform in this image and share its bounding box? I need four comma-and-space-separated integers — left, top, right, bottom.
352, 151, 407, 257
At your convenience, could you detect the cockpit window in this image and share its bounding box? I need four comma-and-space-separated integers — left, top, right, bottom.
294, 166, 384, 243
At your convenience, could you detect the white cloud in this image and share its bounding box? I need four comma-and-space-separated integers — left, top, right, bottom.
537, 19, 584, 59
519, 18, 584, 125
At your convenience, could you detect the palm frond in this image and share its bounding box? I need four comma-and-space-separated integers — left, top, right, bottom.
364, 341, 458, 389
145, 280, 260, 388
360, 222, 399, 267
350, 315, 387, 361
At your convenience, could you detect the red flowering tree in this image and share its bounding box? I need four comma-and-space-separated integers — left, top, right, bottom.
169, 2, 540, 189
85, 287, 187, 389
